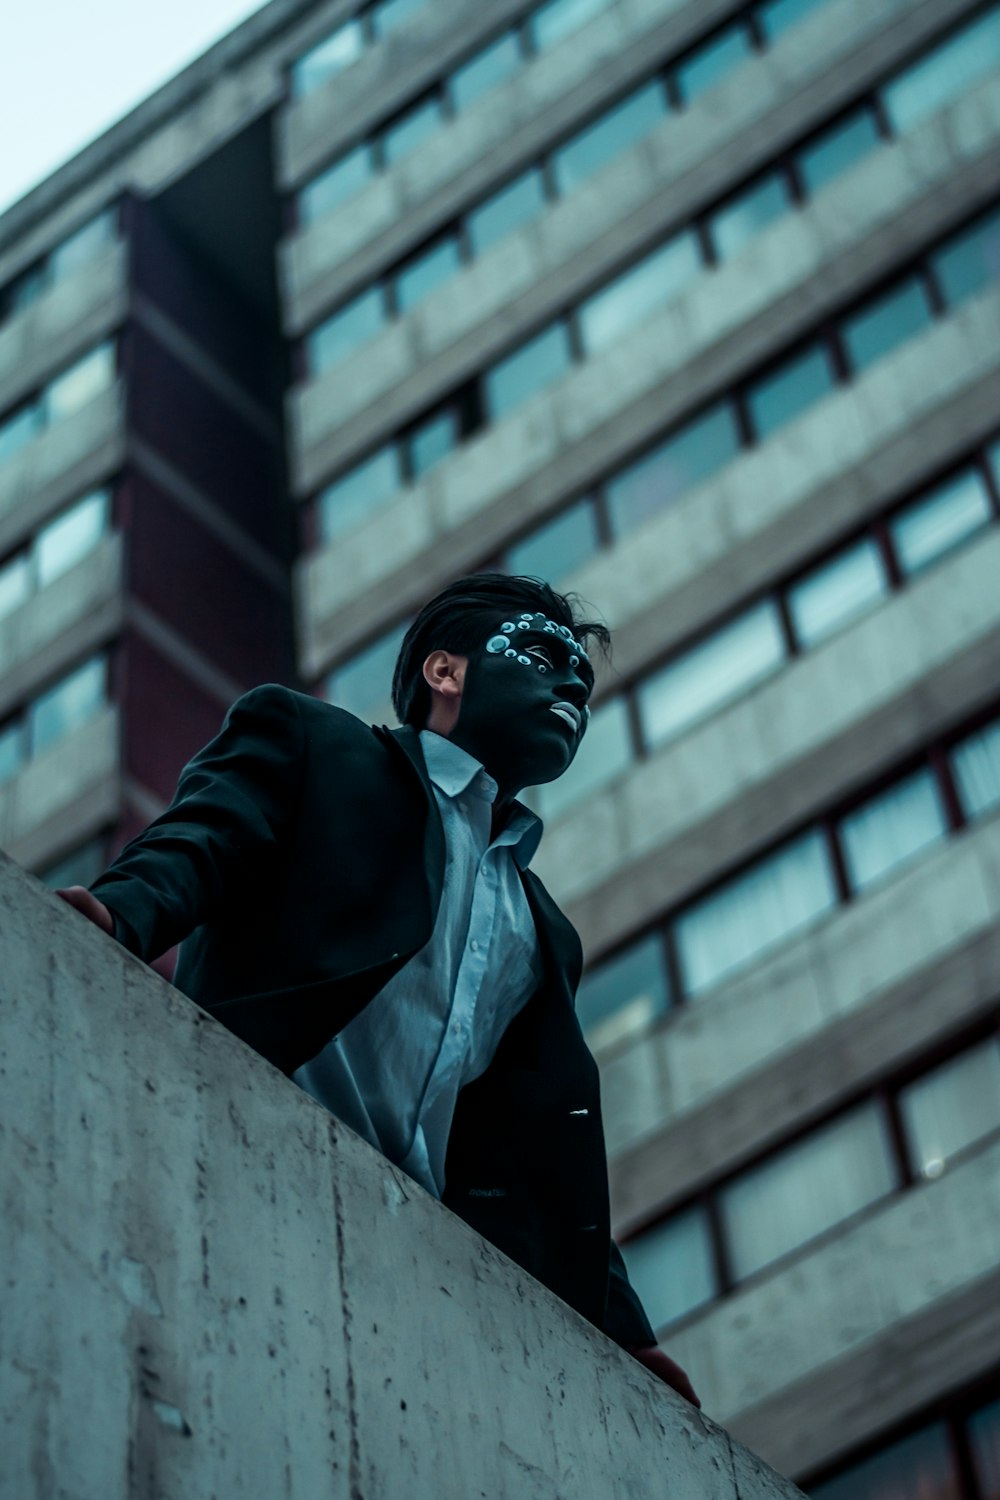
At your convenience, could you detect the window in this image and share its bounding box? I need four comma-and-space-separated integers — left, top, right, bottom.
2, 263, 46, 320
308, 287, 385, 374
325, 622, 408, 726
719, 1104, 896, 1280
299, 145, 375, 227
382, 96, 443, 166
37, 491, 110, 587
371, 0, 429, 39
890, 468, 992, 577
37, 836, 107, 890
899, 1039, 1000, 1179
675, 829, 837, 995
485, 322, 572, 421
578, 234, 700, 355
710, 173, 791, 261
0, 721, 23, 786
395, 235, 462, 313
606, 403, 740, 537
451, 32, 521, 112
883, 7, 1000, 134
0, 554, 30, 621
675, 24, 752, 105
841, 276, 934, 372
757, 0, 830, 43
467, 169, 548, 256
638, 601, 787, 751
0, 403, 43, 462
552, 82, 667, 195
576, 932, 671, 1050
535, 696, 633, 821
408, 407, 457, 479
45, 343, 115, 421
318, 446, 403, 544
840, 768, 948, 894
932, 206, 1000, 308
529, 0, 612, 52
812, 1424, 960, 1500
29, 656, 107, 756
951, 718, 1000, 821
622, 1208, 716, 1331
291, 19, 364, 99
788, 538, 888, 648
798, 108, 881, 196
969, 1398, 1000, 1500
748, 344, 835, 440
507, 497, 600, 582
48, 211, 115, 281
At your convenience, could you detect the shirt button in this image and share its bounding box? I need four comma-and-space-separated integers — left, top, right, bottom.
470, 939, 479, 952
458, 801, 468, 815
481, 864, 489, 876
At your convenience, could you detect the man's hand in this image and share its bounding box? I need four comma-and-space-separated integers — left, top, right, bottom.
56, 885, 114, 936
628, 1344, 701, 1408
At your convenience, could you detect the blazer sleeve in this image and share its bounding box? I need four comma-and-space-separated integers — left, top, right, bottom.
603, 1237, 657, 1350
90, 683, 303, 964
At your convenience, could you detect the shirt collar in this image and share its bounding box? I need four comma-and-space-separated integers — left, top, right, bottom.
419, 730, 543, 869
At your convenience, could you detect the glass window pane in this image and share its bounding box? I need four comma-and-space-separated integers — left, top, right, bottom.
395, 236, 462, 313
812, 1424, 959, 1500
44, 343, 115, 421
676, 24, 753, 105
35, 491, 110, 586
883, 8, 1000, 134
507, 497, 601, 582
372, 0, 429, 39
451, 31, 521, 112
0, 721, 24, 785
606, 403, 740, 537
467, 169, 547, 256
720, 1104, 896, 1281
578, 233, 700, 354
638, 601, 787, 750
409, 408, 457, 479
382, 96, 443, 166
932, 206, 1000, 308
485, 321, 572, 421
788, 538, 888, 648
318, 446, 403, 544
0, 552, 31, 620
840, 767, 948, 894
675, 829, 838, 996
748, 344, 835, 440
3, 263, 48, 318
535, 695, 633, 821
576, 932, 672, 1051
326, 621, 408, 726
758, 0, 829, 43
798, 108, 882, 197
711, 173, 791, 261
552, 82, 667, 195
0, 403, 43, 461
37, 835, 107, 889
308, 287, 386, 374
291, 19, 364, 99
48, 211, 115, 280
530, 0, 612, 51
970, 1397, 1000, 1500
299, 145, 375, 227
622, 1209, 717, 1331
842, 277, 934, 373
29, 655, 106, 756
890, 468, 992, 577
951, 718, 1000, 822
900, 1039, 1000, 1180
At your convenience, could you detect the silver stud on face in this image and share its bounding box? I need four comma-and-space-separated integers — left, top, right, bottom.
538, 663, 547, 673
517, 654, 531, 666
517, 621, 530, 629
504, 648, 518, 659
520, 613, 533, 621
501, 622, 516, 633
486, 635, 510, 654
569, 654, 579, 668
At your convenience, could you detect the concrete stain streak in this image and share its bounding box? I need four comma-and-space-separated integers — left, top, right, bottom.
331, 1167, 363, 1500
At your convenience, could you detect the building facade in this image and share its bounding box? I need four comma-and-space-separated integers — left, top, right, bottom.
1, 0, 999, 1490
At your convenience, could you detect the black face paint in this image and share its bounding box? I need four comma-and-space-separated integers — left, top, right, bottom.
449, 611, 594, 795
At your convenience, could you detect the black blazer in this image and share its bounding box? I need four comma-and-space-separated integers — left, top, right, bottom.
91, 684, 655, 1349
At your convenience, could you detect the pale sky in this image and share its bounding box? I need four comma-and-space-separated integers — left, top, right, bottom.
0, 0, 269, 217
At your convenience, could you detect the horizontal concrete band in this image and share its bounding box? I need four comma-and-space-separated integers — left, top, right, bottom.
0, 852, 803, 1499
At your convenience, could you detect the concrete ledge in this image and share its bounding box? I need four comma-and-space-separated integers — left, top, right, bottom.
0, 853, 803, 1498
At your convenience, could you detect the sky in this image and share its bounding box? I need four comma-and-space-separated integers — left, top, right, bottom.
0, 0, 269, 216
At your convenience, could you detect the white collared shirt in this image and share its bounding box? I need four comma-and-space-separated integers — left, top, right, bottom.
292, 730, 543, 1198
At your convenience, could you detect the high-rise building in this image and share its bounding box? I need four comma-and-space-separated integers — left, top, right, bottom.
2, 0, 999, 1489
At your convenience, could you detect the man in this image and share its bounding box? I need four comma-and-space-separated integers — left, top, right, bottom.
57, 573, 698, 1407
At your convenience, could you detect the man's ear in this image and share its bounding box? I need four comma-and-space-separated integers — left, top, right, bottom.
422, 651, 466, 702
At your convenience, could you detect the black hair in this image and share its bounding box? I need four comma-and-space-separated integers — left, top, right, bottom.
391, 573, 611, 726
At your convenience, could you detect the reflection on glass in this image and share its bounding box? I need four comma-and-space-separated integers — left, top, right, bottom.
578, 233, 700, 353
0, 721, 23, 785
788, 538, 888, 648
291, 19, 364, 99
840, 768, 948, 894
0, 403, 43, 462
319, 446, 402, 544
720, 1104, 896, 1281
758, 0, 830, 42
535, 696, 633, 821
606, 403, 740, 537
3, 264, 47, 319
951, 718, 1000, 821
883, 7, 1000, 134
576, 932, 671, 1050
0, 553, 30, 621
932, 207, 1000, 308
711, 173, 790, 260
45, 343, 115, 421
622, 1208, 717, 1331
811, 1423, 959, 1500
676, 24, 752, 104
638, 601, 787, 751
798, 108, 881, 196
507, 497, 600, 582
409, 408, 457, 478
49, 211, 115, 280
530, 0, 613, 52
468, 169, 548, 256
451, 31, 521, 111
299, 145, 374, 226
372, 0, 429, 39
326, 621, 409, 726
969, 1397, 1000, 1500
36, 491, 110, 587
842, 277, 933, 372
552, 81, 667, 195
382, 96, 442, 166
890, 468, 992, 577
309, 287, 385, 374
748, 344, 834, 440
675, 830, 837, 996
29, 656, 106, 756
899, 1040, 1000, 1179
485, 321, 572, 420
396, 236, 462, 313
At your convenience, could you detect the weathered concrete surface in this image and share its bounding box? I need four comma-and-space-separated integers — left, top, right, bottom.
0, 853, 804, 1499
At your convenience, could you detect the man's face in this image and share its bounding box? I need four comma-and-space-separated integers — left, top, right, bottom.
453, 611, 595, 791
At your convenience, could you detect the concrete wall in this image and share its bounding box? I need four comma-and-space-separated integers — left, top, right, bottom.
0, 852, 805, 1499
0, 705, 120, 870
